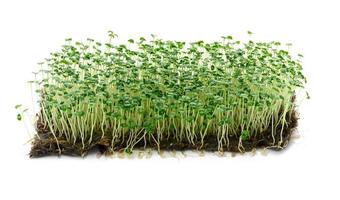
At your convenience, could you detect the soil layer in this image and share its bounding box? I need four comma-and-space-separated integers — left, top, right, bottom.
29, 107, 298, 157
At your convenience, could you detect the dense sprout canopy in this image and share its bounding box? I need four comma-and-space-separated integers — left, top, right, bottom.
33, 32, 305, 152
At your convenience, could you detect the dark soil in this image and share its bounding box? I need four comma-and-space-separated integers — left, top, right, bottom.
29, 106, 298, 158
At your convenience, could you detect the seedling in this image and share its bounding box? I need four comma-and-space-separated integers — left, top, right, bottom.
23, 31, 306, 157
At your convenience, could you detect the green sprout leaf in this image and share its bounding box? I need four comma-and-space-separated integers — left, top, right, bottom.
240, 130, 250, 141
17, 114, 22, 121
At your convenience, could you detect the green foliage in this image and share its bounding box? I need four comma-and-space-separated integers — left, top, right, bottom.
17, 114, 22, 121
240, 130, 250, 141
30, 32, 306, 151
15, 104, 28, 121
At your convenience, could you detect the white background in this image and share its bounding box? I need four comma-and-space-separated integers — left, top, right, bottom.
0, 0, 339, 199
